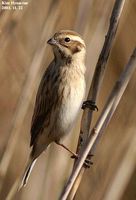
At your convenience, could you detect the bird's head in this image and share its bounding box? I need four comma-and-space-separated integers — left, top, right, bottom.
47, 30, 86, 64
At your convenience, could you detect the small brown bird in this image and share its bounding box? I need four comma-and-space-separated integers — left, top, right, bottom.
20, 30, 86, 187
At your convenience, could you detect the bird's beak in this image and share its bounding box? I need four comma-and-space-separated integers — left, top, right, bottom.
47, 38, 57, 45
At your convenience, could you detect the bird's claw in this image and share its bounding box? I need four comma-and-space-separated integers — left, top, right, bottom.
84, 158, 93, 168
71, 154, 93, 168
82, 100, 98, 111
71, 154, 78, 159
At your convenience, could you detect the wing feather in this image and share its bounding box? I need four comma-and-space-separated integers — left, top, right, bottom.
30, 61, 55, 146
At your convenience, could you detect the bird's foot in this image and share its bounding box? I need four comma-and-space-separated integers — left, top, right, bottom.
82, 100, 98, 111
55, 141, 94, 168
71, 154, 93, 168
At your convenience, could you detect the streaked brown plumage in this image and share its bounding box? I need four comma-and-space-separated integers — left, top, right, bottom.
20, 30, 86, 188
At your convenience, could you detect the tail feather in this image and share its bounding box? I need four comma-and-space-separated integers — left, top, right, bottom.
19, 158, 37, 189
6, 158, 37, 200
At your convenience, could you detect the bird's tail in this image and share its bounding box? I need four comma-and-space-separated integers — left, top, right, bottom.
6, 158, 37, 200
19, 158, 37, 189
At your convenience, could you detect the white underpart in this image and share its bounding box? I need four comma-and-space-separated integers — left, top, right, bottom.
59, 77, 85, 136
54, 46, 86, 138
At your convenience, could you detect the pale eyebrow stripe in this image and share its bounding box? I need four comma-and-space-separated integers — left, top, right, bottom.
67, 35, 85, 46
58, 35, 85, 46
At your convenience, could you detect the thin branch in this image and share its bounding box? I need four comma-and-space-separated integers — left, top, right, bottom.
68, 0, 126, 199
60, 47, 136, 200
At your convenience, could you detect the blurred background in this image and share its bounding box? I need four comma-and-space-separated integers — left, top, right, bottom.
0, 0, 136, 199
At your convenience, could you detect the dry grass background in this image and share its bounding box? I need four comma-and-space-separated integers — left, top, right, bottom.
0, 0, 136, 200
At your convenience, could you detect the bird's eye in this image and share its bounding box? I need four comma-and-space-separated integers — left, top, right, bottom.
64, 37, 70, 42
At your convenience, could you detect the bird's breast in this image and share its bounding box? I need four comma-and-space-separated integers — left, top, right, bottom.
57, 67, 86, 135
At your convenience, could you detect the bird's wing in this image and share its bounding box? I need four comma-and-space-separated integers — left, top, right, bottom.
30, 62, 55, 147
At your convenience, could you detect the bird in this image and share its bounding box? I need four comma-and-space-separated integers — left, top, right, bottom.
20, 30, 87, 188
